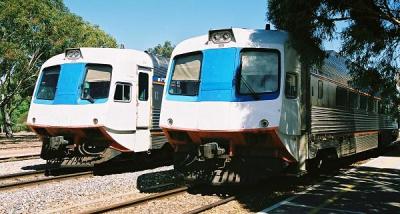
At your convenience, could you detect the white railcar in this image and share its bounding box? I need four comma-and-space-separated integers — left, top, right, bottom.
159, 28, 398, 184
27, 48, 171, 167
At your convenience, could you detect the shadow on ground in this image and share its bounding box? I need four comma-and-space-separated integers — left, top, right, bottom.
134, 144, 400, 213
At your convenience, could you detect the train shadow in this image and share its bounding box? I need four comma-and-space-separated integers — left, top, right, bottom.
93, 154, 173, 176
232, 144, 400, 212
21, 164, 48, 171
137, 143, 399, 213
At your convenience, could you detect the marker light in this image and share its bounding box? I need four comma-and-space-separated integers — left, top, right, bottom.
259, 119, 269, 128
167, 118, 173, 126
65, 48, 82, 60
209, 29, 235, 44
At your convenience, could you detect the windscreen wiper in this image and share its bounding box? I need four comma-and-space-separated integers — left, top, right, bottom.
239, 74, 259, 100
86, 95, 95, 103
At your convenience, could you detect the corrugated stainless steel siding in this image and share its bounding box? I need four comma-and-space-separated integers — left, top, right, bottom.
311, 106, 379, 134
151, 135, 167, 149
355, 133, 378, 152
379, 115, 397, 130
152, 107, 161, 129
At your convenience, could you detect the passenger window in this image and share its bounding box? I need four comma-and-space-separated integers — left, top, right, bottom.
285, 73, 297, 99
336, 87, 347, 108
152, 84, 163, 108
349, 91, 359, 109
318, 80, 323, 99
239, 50, 279, 94
311, 86, 314, 97
82, 64, 112, 100
138, 72, 149, 101
360, 95, 367, 110
368, 98, 376, 112
36, 66, 61, 100
114, 83, 131, 102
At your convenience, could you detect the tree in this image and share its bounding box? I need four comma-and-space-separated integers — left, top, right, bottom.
146, 41, 175, 58
0, 0, 117, 137
267, 0, 399, 105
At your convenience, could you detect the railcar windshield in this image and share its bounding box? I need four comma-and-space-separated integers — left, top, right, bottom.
36, 66, 61, 100
239, 50, 279, 94
168, 53, 202, 96
81, 64, 112, 101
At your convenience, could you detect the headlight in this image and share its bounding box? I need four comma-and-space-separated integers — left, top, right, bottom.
65, 48, 82, 60
209, 29, 235, 44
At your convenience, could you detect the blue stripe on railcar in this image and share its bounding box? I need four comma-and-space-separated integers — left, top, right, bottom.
33, 63, 107, 105
165, 48, 280, 102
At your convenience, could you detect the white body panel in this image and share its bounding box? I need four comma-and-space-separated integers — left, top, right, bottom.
28, 48, 167, 153
161, 100, 282, 130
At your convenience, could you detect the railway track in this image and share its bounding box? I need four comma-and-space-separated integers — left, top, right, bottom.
0, 170, 93, 190
76, 185, 236, 214
80, 186, 189, 214
0, 154, 41, 163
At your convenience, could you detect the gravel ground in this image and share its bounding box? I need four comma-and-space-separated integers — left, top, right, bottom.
0, 166, 174, 214
110, 192, 224, 214
0, 159, 46, 176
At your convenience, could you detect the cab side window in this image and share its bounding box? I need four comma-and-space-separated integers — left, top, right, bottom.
114, 83, 131, 102
285, 73, 297, 99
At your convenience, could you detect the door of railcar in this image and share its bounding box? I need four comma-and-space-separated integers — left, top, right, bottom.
136, 67, 151, 129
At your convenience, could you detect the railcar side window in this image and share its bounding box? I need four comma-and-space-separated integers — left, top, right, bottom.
318, 80, 323, 99
285, 73, 297, 99
169, 53, 202, 96
152, 84, 163, 108
138, 72, 149, 101
239, 50, 279, 94
82, 64, 112, 100
114, 83, 131, 102
336, 87, 347, 108
360, 95, 367, 110
36, 66, 61, 100
349, 91, 359, 109
368, 98, 376, 112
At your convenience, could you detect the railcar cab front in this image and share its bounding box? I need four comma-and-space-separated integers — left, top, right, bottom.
27, 48, 168, 168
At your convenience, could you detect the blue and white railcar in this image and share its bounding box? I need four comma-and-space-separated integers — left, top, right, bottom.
159, 28, 398, 184
27, 48, 170, 167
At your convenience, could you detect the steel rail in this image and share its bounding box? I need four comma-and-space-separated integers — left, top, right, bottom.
0, 170, 46, 180
183, 196, 236, 214
80, 186, 189, 214
0, 171, 92, 190
0, 154, 40, 163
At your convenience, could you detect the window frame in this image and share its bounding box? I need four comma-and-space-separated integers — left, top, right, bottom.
285, 72, 298, 99
348, 91, 359, 109
359, 95, 368, 111
113, 82, 132, 103
317, 80, 323, 99
168, 51, 203, 96
138, 72, 149, 101
81, 63, 112, 100
36, 65, 61, 100
335, 86, 348, 109
237, 48, 281, 96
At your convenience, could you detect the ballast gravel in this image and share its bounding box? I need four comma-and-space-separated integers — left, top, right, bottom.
0, 159, 46, 176
0, 166, 174, 214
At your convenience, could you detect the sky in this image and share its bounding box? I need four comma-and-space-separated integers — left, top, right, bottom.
64, 0, 341, 51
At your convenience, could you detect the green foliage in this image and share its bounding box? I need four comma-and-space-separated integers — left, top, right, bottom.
0, 0, 117, 135
146, 41, 175, 58
268, 0, 400, 110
